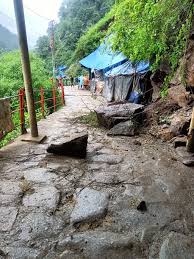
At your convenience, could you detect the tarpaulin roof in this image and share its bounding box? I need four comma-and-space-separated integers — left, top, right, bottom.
79, 42, 127, 72
105, 60, 150, 77
58, 65, 68, 71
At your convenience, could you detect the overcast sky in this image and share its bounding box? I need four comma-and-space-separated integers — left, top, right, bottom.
0, 0, 63, 46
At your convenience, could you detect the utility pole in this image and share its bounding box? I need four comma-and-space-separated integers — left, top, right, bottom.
13, 0, 38, 138
49, 20, 56, 81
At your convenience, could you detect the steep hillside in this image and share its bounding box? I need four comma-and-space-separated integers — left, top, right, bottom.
36, 0, 115, 68
0, 24, 18, 51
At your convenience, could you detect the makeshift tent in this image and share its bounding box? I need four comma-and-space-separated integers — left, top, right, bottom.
103, 60, 152, 103
79, 43, 127, 72
79, 41, 152, 104
105, 61, 149, 77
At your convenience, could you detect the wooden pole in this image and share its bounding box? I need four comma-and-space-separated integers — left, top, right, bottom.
13, 0, 38, 138
186, 107, 194, 152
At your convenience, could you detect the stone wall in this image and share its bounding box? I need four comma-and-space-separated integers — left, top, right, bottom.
0, 98, 14, 140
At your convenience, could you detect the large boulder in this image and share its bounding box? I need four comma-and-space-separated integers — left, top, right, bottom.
47, 133, 88, 158
95, 103, 144, 129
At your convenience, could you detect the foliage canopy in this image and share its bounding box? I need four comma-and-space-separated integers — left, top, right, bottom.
109, 0, 193, 71
0, 51, 51, 98
36, 0, 115, 69
36, 0, 193, 78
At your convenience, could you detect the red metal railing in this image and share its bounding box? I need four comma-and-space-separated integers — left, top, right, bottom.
7, 81, 65, 137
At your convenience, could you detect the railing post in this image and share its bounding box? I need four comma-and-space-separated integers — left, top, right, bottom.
40, 87, 45, 118
52, 87, 56, 112
60, 78, 65, 106
19, 88, 26, 134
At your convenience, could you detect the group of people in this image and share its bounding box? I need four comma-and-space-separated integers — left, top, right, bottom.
70, 75, 90, 90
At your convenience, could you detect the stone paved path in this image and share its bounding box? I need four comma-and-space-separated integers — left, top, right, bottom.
0, 87, 193, 259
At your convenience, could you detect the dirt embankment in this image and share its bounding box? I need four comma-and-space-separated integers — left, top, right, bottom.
144, 31, 194, 142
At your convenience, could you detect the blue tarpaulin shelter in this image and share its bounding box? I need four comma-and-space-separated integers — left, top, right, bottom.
103, 60, 151, 103
79, 43, 127, 72
105, 60, 149, 77
79, 41, 152, 104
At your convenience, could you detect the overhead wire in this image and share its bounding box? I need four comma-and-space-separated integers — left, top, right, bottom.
23, 5, 52, 21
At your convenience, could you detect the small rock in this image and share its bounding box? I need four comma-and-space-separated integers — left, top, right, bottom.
70, 188, 109, 224
108, 120, 137, 136
137, 201, 147, 212
133, 140, 142, 146
174, 136, 187, 148
176, 146, 194, 166
47, 133, 88, 158
182, 159, 194, 166
159, 232, 193, 259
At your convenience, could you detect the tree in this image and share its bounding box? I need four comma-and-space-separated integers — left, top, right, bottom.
36, 0, 115, 67
0, 51, 51, 98
109, 0, 193, 72
35, 36, 52, 71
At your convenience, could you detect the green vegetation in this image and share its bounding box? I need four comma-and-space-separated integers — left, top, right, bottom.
72, 10, 114, 62
0, 51, 51, 98
76, 112, 99, 128
37, 0, 193, 79
109, 0, 193, 72
36, 0, 115, 70
0, 24, 18, 51
0, 51, 54, 148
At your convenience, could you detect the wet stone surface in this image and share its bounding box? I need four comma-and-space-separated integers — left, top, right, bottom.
0, 207, 18, 232
159, 232, 194, 259
0, 87, 193, 258
23, 186, 60, 211
71, 188, 109, 224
